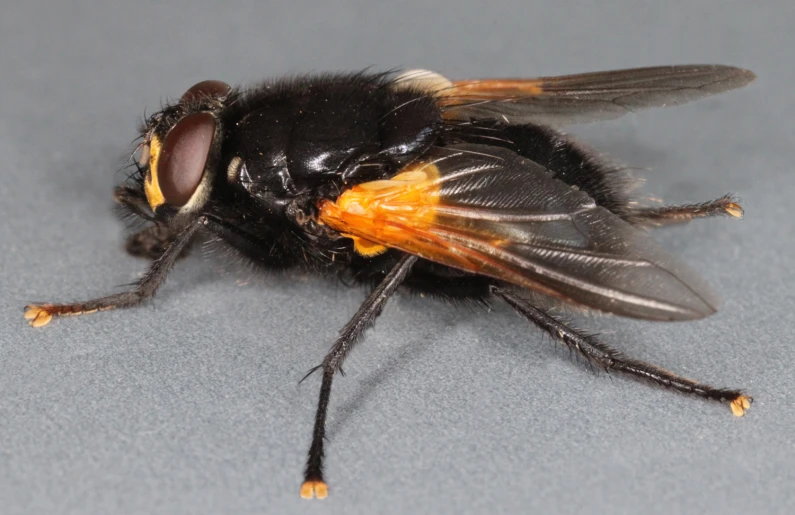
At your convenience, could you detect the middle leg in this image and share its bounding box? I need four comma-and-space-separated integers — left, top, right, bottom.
301, 254, 418, 500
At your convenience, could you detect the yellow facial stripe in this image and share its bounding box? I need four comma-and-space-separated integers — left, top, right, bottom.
144, 134, 165, 209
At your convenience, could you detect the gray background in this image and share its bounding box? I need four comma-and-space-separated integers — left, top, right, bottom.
1, 1, 793, 514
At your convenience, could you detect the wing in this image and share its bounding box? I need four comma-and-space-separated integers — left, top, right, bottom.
438, 65, 755, 126
318, 145, 720, 321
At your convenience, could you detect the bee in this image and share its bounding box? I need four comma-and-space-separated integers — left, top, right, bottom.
25, 65, 755, 499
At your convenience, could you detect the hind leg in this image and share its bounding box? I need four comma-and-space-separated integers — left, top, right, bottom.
491, 286, 752, 417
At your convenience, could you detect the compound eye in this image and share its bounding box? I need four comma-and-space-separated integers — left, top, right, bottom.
158, 112, 216, 207
181, 80, 231, 102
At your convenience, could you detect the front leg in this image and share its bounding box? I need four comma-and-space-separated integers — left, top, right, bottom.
24, 220, 201, 327
125, 224, 195, 260
113, 185, 195, 261
301, 254, 418, 499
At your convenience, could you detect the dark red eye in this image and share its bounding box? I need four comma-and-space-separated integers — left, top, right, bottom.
158, 112, 216, 207
181, 80, 231, 103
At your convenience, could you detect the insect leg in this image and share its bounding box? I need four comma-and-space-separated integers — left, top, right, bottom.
301, 254, 418, 499
491, 286, 752, 417
113, 186, 194, 260
622, 195, 743, 226
24, 220, 201, 327
125, 224, 193, 260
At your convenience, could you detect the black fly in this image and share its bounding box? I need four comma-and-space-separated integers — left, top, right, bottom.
25, 65, 756, 499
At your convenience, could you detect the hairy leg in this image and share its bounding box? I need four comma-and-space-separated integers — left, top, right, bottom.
491, 286, 751, 417
25, 220, 201, 327
623, 195, 743, 226
301, 254, 418, 499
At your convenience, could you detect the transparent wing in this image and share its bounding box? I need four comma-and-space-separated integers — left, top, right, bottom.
440, 65, 755, 126
319, 144, 720, 320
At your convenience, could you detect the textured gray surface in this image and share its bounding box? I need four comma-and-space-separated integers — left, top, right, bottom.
1, 1, 793, 514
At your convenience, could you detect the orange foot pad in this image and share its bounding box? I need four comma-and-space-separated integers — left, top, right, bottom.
730, 395, 753, 417
300, 480, 328, 500
724, 203, 744, 218
24, 305, 54, 327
